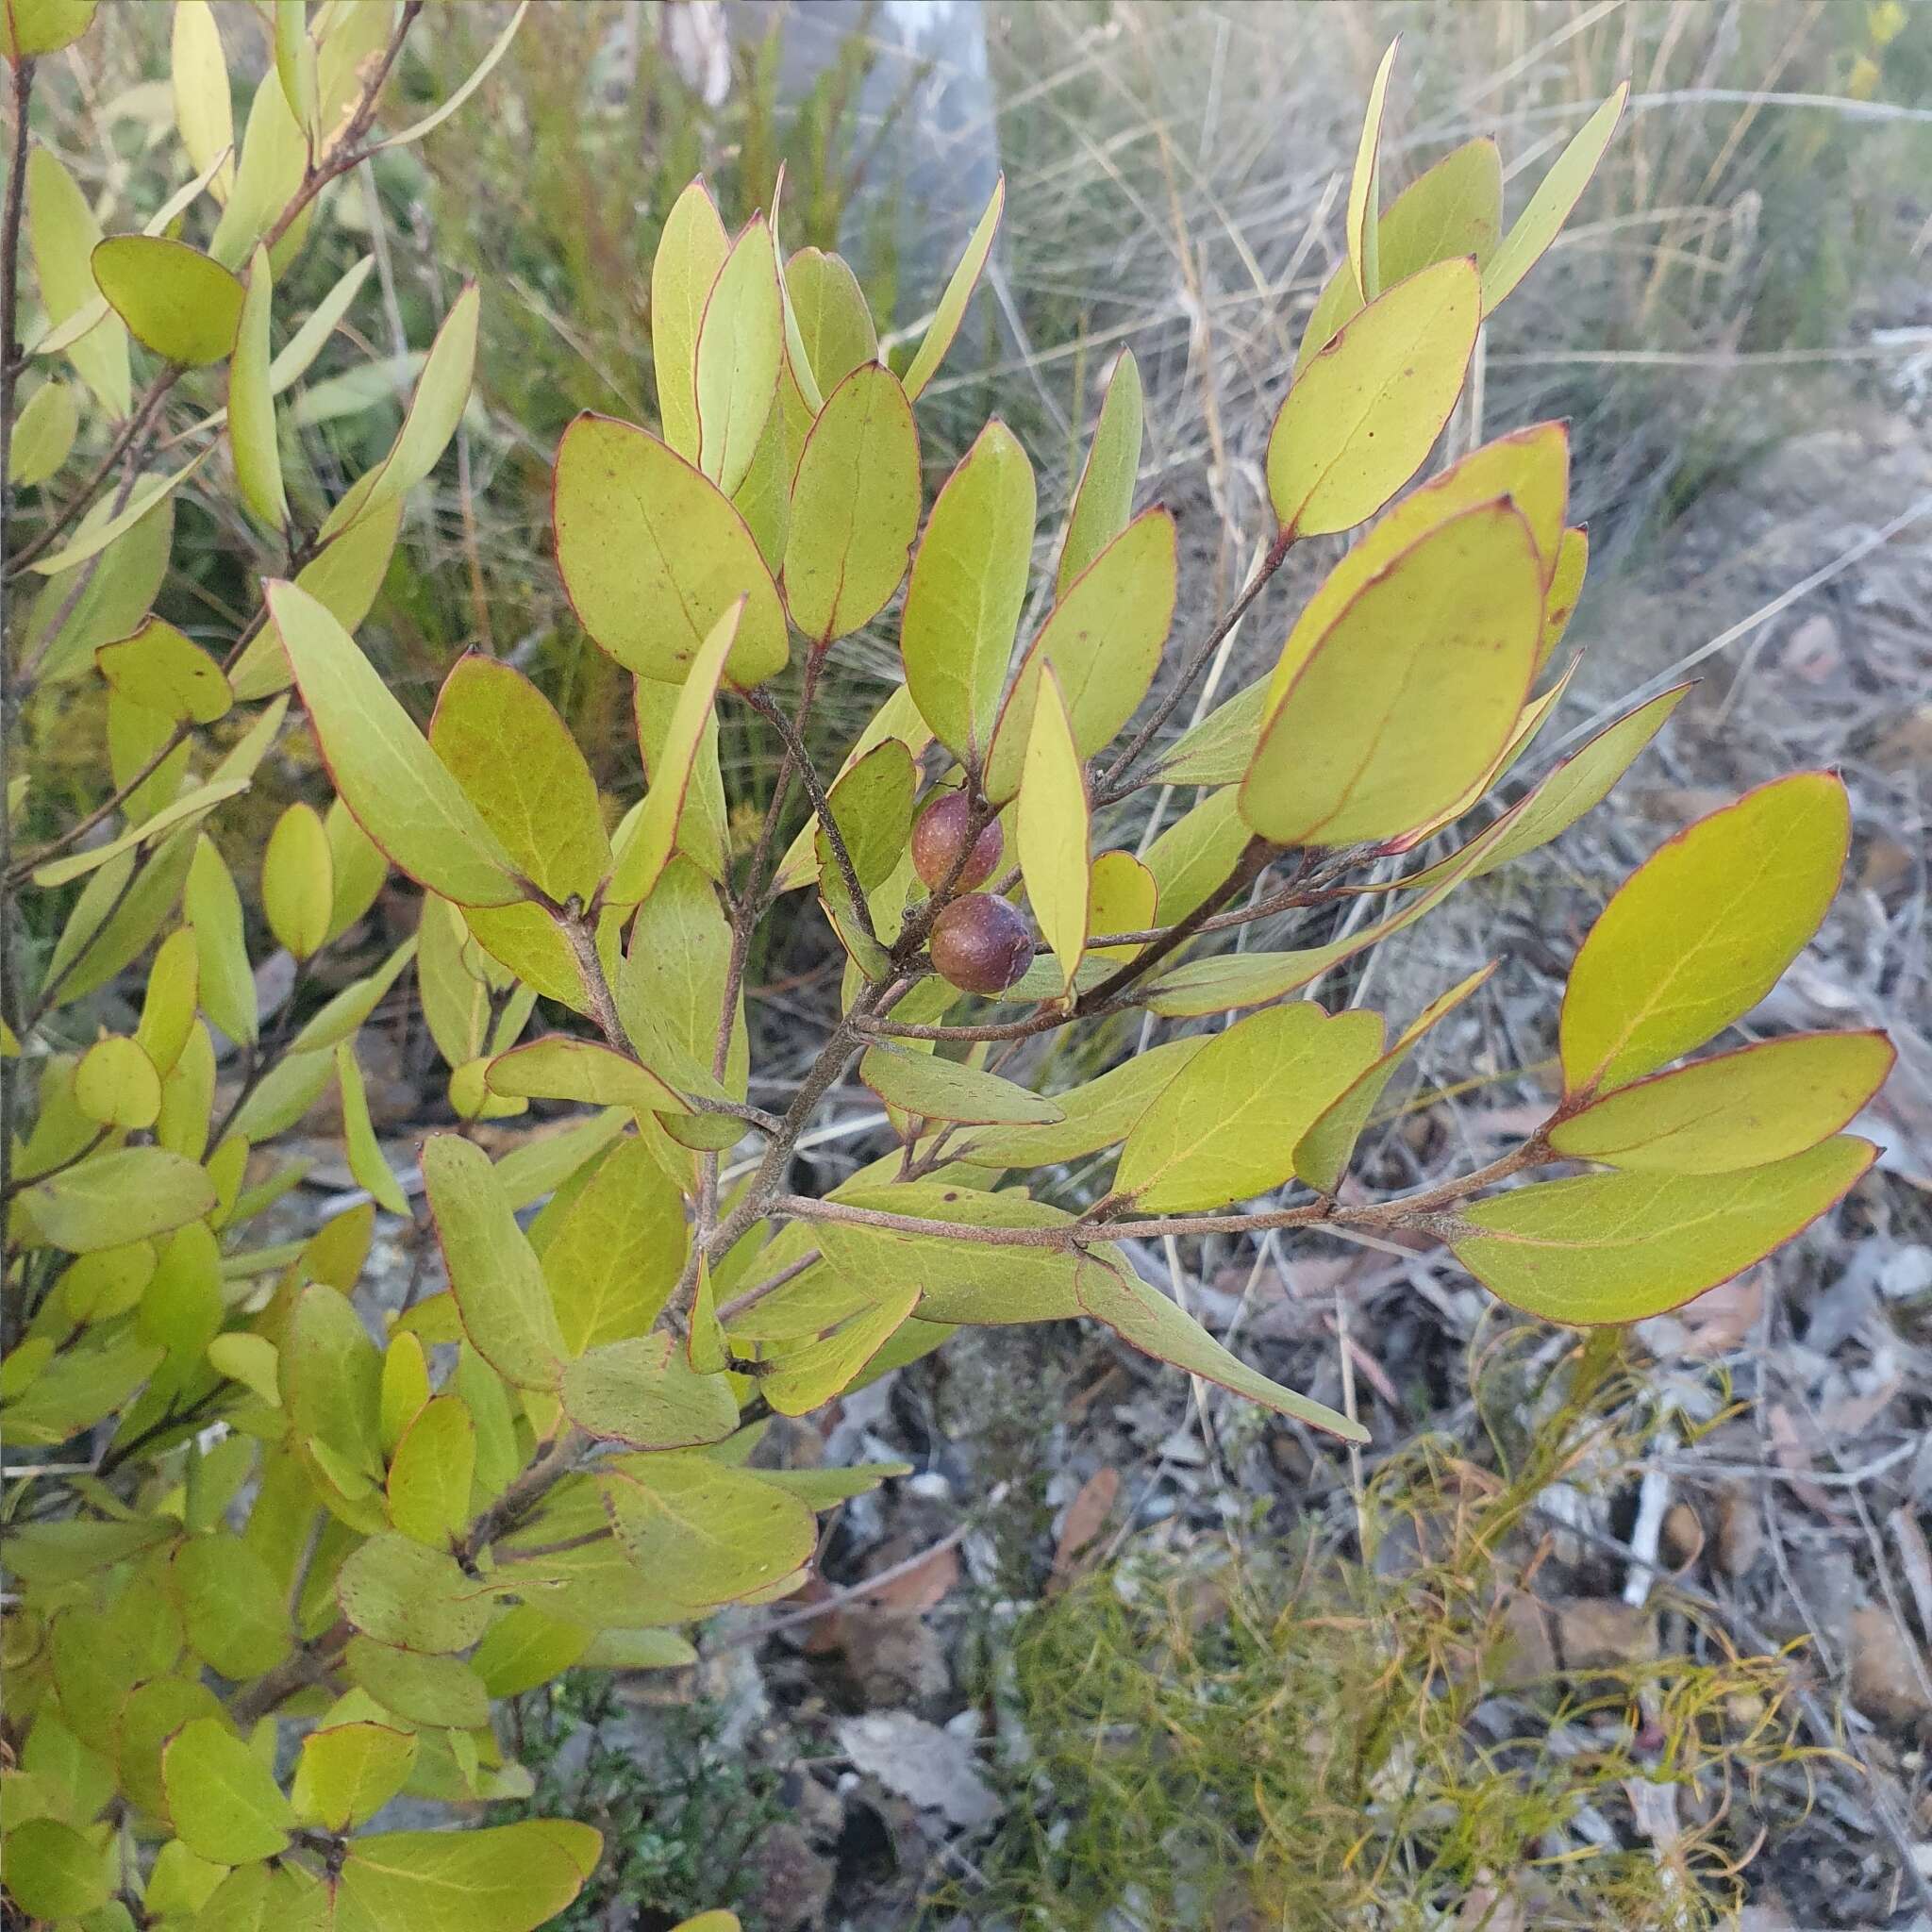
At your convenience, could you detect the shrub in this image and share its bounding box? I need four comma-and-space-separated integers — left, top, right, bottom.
0, 9, 1890, 1929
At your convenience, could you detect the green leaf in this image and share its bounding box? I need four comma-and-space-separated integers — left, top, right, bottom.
821, 741, 917, 898
291, 1722, 417, 1832
74, 1035, 160, 1130
695, 216, 783, 498
1454, 1136, 1876, 1325
13, 377, 78, 486
786, 247, 877, 389
859, 1042, 1063, 1126
1057, 348, 1142, 596
319, 283, 480, 541
92, 236, 243, 366
1345, 38, 1400, 301
485, 1036, 691, 1119
30, 772, 244, 888
2, 1817, 110, 1921
902, 420, 1036, 770
1076, 1261, 1366, 1442
344, 1636, 490, 1729
1241, 501, 1543, 846
25, 451, 212, 577
337, 1532, 495, 1654
1295, 963, 1496, 1195
259, 801, 331, 959
987, 508, 1176, 805
27, 145, 128, 417
268, 579, 521, 908
1299, 136, 1503, 370
171, 1, 235, 204
553, 412, 788, 688
1559, 772, 1851, 1096
758, 1283, 920, 1417
272, 0, 319, 140
607, 598, 741, 905
1143, 788, 1249, 927
173, 1532, 292, 1677
229, 244, 286, 528
541, 1134, 690, 1352
429, 655, 609, 901
24, 484, 172, 689
1265, 257, 1478, 538
1, 0, 99, 60
337, 1041, 409, 1216
562, 1336, 740, 1448
902, 175, 1003, 401
25, 1146, 215, 1252
1548, 1030, 1894, 1174
653, 177, 729, 461
1117, 1002, 1384, 1211
599, 1455, 816, 1611
338, 1822, 598, 1932
386, 1393, 475, 1546
422, 1134, 568, 1390
1016, 666, 1090, 991
1482, 83, 1628, 313
952, 1037, 1207, 1169
162, 1719, 293, 1864
783, 363, 921, 643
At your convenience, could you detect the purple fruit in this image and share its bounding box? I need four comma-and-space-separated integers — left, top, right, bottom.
912, 791, 1004, 892
930, 893, 1035, 994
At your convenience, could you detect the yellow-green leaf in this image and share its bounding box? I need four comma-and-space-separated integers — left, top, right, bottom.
538, 1135, 688, 1352
1076, 1260, 1366, 1442
986, 507, 1176, 804
386, 1393, 475, 1546
95, 616, 231, 725
1559, 772, 1851, 1096
291, 1722, 417, 1833
134, 925, 198, 1076
608, 598, 741, 905
485, 1036, 691, 1122
344, 1635, 490, 1728
1242, 501, 1541, 846
1, 1818, 110, 1922
171, 0, 234, 203
269, 578, 522, 908
74, 1034, 160, 1130
230, 243, 286, 528
174, 1531, 291, 1677
25, 452, 211, 577
1057, 347, 1142, 596
695, 216, 783, 499
859, 1042, 1062, 1126
653, 177, 729, 460
1482, 83, 1628, 314
760, 1282, 919, 1418
1295, 963, 1496, 1194
1454, 1136, 1875, 1324
1548, 1030, 1894, 1174
1346, 38, 1400, 301
30, 772, 242, 889
1087, 847, 1158, 962
903, 420, 1036, 770
783, 363, 921, 643
422, 1133, 569, 1391
953, 1037, 1207, 1170
1017, 665, 1090, 992
25, 1146, 215, 1252
902, 175, 1003, 401
562, 1336, 740, 1448
185, 833, 256, 1046
337, 1041, 408, 1215
261, 801, 332, 959
1118, 1002, 1384, 1211
319, 283, 480, 541
429, 654, 608, 902
553, 412, 788, 688
1265, 256, 1478, 538
28, 145, 128, 417
337, 1532, 494, 1654
12, 378, 78, 487
338, 1822, 596, 1932
1, 0, 98, 60
161, 1719, 292, 1864
273, 0, 320, 142
599, 1455, 816, 1612
1539, 525, 1589, 668
786, 247, 877, 392
92, 236, 243, 366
